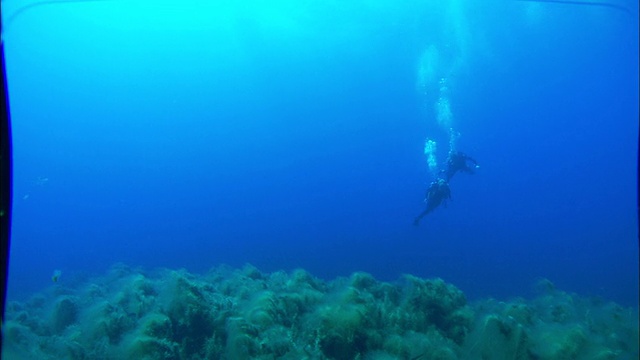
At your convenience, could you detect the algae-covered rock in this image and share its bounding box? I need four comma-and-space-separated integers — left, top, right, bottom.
590, 349, 620, 360
503, 302, 534, 325
52, 296, 79, 333
164, 274, 216, 358
98, 302, 136, 344
383, 329, 459, 360
2, 264, 638, 360
140, 313, 173, 339
126, 335, 179, 360
2, 321, 31, 348
241, 263, 263, 280
312, 278, 389, 360
382, 334, 407, 357
317, 303, 368, 359
113, 275, 157, 321
320, 330, 368, 360
398, 275, 473, 344
531, 325, 587, 359
466, 314, 531, 360
349, 272, 377, 291
245, 290, 281, 329
225, 317, 258, 360
430, 347, 458, 360
259, 326, 294, 357
287, 268, 326, 293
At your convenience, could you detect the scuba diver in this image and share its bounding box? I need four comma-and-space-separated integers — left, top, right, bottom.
443, 150, 478, 181
413, 178, 451, 226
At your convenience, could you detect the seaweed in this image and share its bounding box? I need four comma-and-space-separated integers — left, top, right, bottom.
2, 266, 637, 360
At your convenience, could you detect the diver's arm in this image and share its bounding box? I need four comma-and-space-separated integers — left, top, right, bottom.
425, 184, 437, 201
466, 156, 478, 165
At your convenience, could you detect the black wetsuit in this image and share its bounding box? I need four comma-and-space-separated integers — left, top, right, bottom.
444, 151, 478, 181
414, 180, 451, 226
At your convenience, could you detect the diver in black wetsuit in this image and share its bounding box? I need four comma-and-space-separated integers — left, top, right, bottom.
443, 150, 478, 181
413, 179, 451, 226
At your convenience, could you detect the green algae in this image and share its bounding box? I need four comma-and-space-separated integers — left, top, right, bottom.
2, 265, 638, 360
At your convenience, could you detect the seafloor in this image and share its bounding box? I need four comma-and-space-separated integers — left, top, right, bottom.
2, 264, 638, 359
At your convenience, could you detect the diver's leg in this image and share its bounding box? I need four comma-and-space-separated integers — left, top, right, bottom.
446, 169, 455, 181
413, 208, 431, 226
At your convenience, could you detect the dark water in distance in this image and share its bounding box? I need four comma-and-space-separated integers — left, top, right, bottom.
2, 0, 638, 306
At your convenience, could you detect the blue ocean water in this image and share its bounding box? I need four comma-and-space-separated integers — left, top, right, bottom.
2, 0, 638, 309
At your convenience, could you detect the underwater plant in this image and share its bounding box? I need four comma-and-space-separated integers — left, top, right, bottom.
1, 266, 637, 360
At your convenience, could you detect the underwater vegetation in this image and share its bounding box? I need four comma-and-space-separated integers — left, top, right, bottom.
2, 264, 638, 359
